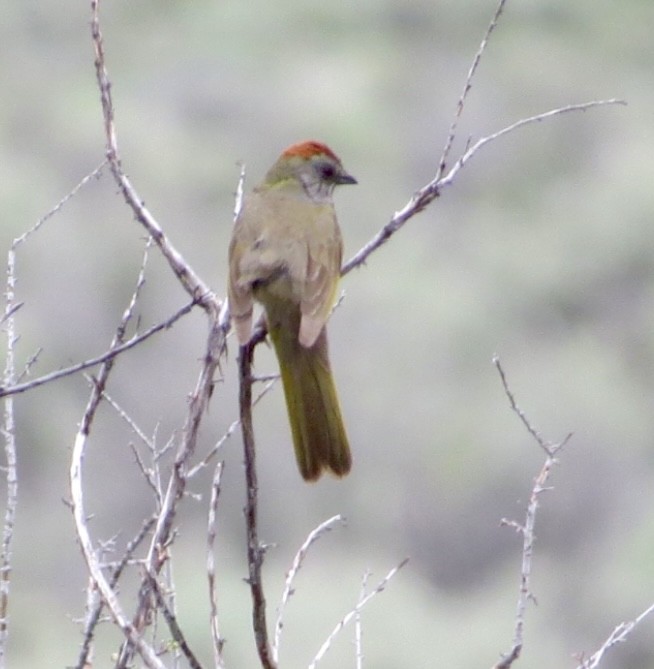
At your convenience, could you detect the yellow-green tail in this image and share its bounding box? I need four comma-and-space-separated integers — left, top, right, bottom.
268, 320, 351, 481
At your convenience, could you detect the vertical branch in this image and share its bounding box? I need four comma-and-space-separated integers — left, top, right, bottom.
74, 516, 156, 669
113, 309, 227, 668
0, 162, 106, 667
0, 250, 20, 669
145, 308, 226, 571
71, 241, 168, 669
435, 0, 509, 181
308, 559, 409, 669
576, 600, 654, 669
207, 462, 226, 669
91, 0, 215, 311
273, 515, 345, 664
70, 347, 164, 669
492, 356, 571, 669
239, 341, 276, 669
354, 571, 371, 669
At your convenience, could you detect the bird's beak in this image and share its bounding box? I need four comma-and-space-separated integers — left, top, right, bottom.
337, 171, 357, 186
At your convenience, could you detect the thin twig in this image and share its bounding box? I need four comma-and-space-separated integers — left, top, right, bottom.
148, 574, 204, 669
0, 251, 18, 669
575, 600, 654, 669
75, 516, 156, 669
188, 377, 277, 478
113, 310, 229, 666
0, 300, 195, 399
355, 570, 371, 669
342, 98, 625, 276
308, 558, 409, 669
239, 340, 277, 669
70, 320, 164, 669
73, 227, 170, 669
102, 388, 173, 509
144, 309, 227, 572
91, 0, 216, 313
438, 99, 628, 193
207, 462, 226, 669
493, 355, 551, 455
272, 515, 346, 663
492, 356, 571, 669
0, 162, 106, 667
435, 0, 509, 182
15, 347, 43, 384
103, 388, 156, 451
18, 161, 107, 249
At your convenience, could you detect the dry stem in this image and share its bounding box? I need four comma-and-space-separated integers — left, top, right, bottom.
308, 558, 409, 669
239, 341, 277, 669
273, 515, 346, 663
492, 357, 571, 669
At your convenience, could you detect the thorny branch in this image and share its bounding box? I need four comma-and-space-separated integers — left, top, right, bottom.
239, 341, 277, 669
273, 515, 346, 664
435, 0, 509, 182
88, 2, 230, 664
341, 0, 625, 276
308, 558, 409, 669
575, 601, 654, 669
230, 0, 626, 666
75, 516, 156, 669
492, 357, 572, 669
70, 260, 165, 669
207, 463, 226, 669
342, 98, 625, 276
91, 0, 217, 314
1, 161, 107, 666
0, 300, 196, 399
148, 574, 204, 669
45, 0, 629, 667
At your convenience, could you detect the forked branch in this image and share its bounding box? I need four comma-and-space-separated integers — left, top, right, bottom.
492, 357, 572, 669
239, 341, 277, 669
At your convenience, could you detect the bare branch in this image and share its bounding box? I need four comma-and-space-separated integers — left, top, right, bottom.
70, 328, 164, 669
188, 376, 278, 478
0, 300, 195, 399
0, 250, 18, 669
207, 462, 226, 669
71, 227, 174, 668
494, 355, 551, 456
0, 161, 108, 666
15, 161, 107, 250
355, 570, 371, 669
148, 574, 205, 669
74, 517, 156, 669
273, 515, 346, 663
575, 601, 654, 669
110, 309, 228, 668
239, 340, 277, 669
492, 357, 572, 669
343, 98, 625, 276
439, 99, 628, 192
436, 0, 509, 182
144, 309, 227, 572
91, 0, 218, 314
308, 559, 409, 669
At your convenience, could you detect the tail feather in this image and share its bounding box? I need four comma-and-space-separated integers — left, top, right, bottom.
270, 325, 351, 481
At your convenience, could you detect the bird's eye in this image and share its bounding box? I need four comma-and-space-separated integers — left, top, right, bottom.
316, 161, 336, 181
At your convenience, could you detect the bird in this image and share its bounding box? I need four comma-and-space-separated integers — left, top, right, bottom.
227, 140, 356, 481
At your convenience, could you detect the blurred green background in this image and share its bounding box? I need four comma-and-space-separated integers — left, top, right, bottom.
2, 0, 653, 667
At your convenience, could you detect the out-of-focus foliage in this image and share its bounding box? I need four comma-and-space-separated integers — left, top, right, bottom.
1, 0, 652, 667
